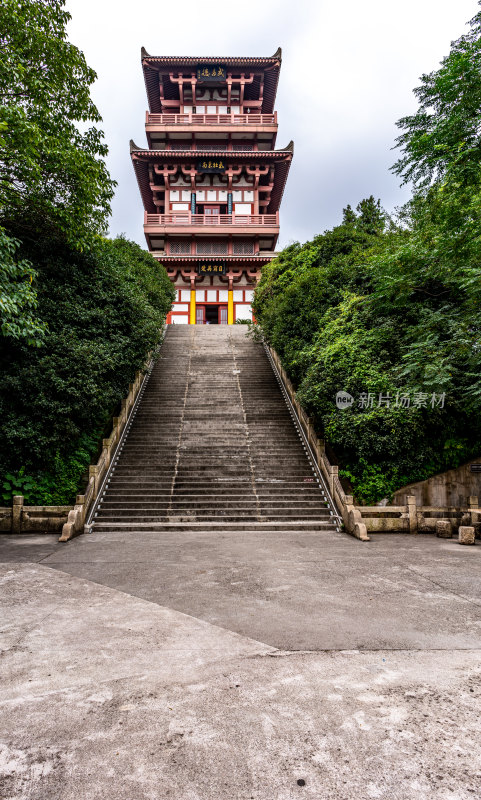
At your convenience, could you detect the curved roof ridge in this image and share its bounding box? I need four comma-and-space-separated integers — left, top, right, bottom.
141, 51, 283, 113
130, 139, 144, 153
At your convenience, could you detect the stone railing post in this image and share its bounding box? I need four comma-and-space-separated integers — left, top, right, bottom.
89, 465, 100, 501
345, 498, 369, 541
306, 416, 312, 441
112, 417, 121, 447
102, 441, 110, 470
120, 399, 127, 426
330, 465, 338, 498
12, 495, 24, 534
407, 495, 418, 533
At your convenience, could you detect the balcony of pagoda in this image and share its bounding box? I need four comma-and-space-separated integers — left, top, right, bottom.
145, 111, 277, 137
144, 211, 279, 237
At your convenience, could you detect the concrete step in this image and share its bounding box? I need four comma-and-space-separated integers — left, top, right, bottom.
92, 520, 338, 532
97, 508, 332, 519
91, 327, 339, 534
100, 498, 328, 508
104, 483, 325, 493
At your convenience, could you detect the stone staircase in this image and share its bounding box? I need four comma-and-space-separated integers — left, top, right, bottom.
92, 326, 338, 532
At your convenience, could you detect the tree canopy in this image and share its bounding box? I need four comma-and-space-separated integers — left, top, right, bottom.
0, 226, 46, 345
0, 234, 174, 503
392, 6, 481, 190
0, 0, 115, 248
254, 5, 481, 503
0, 1, 174, 503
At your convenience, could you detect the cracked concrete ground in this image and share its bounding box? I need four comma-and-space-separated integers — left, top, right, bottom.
1, 530, 481, 798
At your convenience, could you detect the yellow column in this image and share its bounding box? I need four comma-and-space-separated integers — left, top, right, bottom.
190, 287, 196, 324
228, 289, 234, 325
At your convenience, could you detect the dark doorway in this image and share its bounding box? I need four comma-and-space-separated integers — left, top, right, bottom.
205, 305, 219, 324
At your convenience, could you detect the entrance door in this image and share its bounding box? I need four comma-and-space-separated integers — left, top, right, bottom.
219, 306, 228, 325
205, 205, 220, 223
205, 305, 219, 324
196, 306, 205, 325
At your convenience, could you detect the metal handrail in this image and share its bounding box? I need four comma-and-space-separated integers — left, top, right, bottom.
263, 342, 342, 530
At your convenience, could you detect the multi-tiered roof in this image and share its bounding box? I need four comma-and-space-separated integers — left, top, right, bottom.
130, 49, 292, 291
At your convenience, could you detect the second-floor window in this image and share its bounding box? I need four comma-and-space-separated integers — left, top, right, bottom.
233, 240, 255, 255
196, 240, 228, 255
170, 240, 191, 254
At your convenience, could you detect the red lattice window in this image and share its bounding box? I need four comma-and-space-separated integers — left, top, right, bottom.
233, 240, 255, 255
196, 240, 228, 255
170, 240, 191, 254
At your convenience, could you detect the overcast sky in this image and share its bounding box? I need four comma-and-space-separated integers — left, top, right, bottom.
66, 0, 478, 249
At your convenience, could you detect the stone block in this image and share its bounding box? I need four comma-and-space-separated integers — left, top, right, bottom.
435, 520, 452, 538
458, 526, 475, 546
470, 512, 481, 539
348, 507, 362, 534
354, 521, 369, 541
12, 495, 23, 534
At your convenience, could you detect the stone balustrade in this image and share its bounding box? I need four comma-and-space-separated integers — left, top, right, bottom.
266, 342, 479, 544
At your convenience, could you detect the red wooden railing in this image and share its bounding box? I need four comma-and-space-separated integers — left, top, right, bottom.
146, 112, 277, 125
144, 212, 279, 226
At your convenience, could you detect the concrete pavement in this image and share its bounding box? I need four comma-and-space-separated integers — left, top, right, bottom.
1, 530, 481, 798
2, 528, 481, 650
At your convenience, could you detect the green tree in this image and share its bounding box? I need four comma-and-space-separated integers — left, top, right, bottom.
0, 1, 175, 504
0, 0, 115, 248
341, 196, 385, 235
0, 234, 174, 502
253, 8, 481, 503
0, 226, 46, 345
253, 206, 386, 383
376, 4, 481, 406
355, 196, 385, 235
392, 6, 481, 189
342, 204, 357, 225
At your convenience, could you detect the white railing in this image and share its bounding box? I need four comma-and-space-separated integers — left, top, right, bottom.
144, 212, 279, 227
146, 112, 277, 125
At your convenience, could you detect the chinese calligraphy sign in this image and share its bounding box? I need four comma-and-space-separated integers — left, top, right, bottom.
196, 159, 226, 174
196, 64, 227, 82
197, 261, 226, 275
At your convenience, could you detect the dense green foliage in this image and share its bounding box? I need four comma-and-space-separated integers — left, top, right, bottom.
0, 226, 46, 345
254, 6, 481, 503
0, 1, 174, 504
0, 0, 116, 348
0, 235, 174, 504
0, 0, 115, 248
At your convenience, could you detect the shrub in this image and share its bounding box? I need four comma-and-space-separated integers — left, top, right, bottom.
0, 234, 174, 503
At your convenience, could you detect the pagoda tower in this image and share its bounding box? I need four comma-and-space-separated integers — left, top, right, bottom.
131, 49, 292, 324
